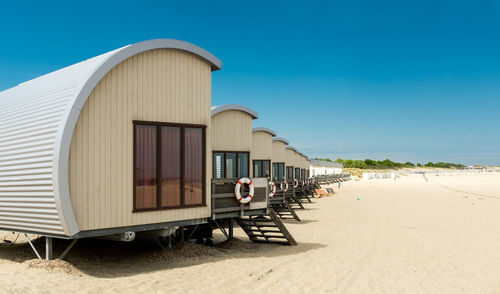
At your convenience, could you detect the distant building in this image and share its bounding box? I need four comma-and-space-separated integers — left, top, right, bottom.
309, 159, 343, 176
467, 165, 487, 171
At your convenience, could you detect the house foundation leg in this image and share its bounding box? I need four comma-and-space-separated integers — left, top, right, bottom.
45, 237, 53, 260
23, 234, 41, 260
228, 219, 234, 240
179, 226, 185, 242
59, 239, 78, 260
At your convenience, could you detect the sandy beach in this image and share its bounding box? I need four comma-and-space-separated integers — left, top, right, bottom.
0, 172, 499, 293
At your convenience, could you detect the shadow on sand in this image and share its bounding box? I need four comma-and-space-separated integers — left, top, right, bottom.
0, 232, 326, 278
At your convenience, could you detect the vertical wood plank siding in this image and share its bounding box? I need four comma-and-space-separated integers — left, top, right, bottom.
251, 131, 273, 160
272, 141, 286, 163
69, 49, 212, 231
211, 110, 253, 177
285, 149, 297, 171
296, 153, 304, 169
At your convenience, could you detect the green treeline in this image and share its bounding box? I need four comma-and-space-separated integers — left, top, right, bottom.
313, 158, 465, 170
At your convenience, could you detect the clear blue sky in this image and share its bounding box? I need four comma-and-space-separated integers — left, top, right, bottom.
1, 1, 499, 165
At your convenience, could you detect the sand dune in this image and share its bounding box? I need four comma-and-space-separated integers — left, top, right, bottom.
0, 172, 499, 293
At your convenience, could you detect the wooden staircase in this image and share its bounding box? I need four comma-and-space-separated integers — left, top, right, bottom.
288, 194, 305, 210
272, 200, 301, 221
236, 209, 297, 246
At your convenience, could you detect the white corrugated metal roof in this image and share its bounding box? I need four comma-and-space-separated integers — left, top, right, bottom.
0, 39, 222, 237
272, 137, 289, 145
211, 104, 258, 119
252, 127, 277, 136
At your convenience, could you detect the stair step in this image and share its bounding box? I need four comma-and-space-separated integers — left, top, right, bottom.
235, 208, 297, 246
245, 229, 282, 233
246, 234, 287, 239
238, 221, 274, 225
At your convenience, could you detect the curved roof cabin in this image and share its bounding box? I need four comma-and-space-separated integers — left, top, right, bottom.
210, 105, 271, 215
211, 104, 258, 179
271, 138, 288, 181
0, 39, 221, 238
285, 146, 299, 180
251, 128, 276, 178
293, 149, 304, 179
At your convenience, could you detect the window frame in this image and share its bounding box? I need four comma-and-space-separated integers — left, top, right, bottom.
212, 151, 250, 179
133, 120, 207, 213
286, 166, 294, 179
272, 162, 285, 181
253, 159, 271, 178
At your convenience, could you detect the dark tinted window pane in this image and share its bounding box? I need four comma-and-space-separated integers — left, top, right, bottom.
160, 126, 181, 207
213, 153, 225, 179
278, 163, 285, 181
254, 161, 262, 177
184, 128, 203, 205
286, 166, 293, 179
226, 153, 237, 178
295, 168, 301, 179
238, 153, 249, 177
272, 163, 278, 181
301, 169, 305, 178
263, 161, 270, 177
134, 125, 157, 210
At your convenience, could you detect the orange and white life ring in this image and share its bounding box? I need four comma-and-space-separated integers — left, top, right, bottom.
280, 181, 289, 192
293, 179, 299, 188
269, 181, 276, 197
235, 178, 254, 204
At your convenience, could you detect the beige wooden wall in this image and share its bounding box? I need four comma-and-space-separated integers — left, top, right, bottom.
298, 154, 306, 169
251, 131, 273, 160
211, 110, 254, 177
294, 152, 303, 169
69, 49, 212, 231
211, 110, 253, 151
285, 149, 297, 168
302, 156, 307, 169
272, 141, 286, 163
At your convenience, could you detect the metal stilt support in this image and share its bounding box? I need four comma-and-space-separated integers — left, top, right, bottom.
187, 224, 200, 240
228, 219, 234, 240
179, 226, 185, 242
23, 234, 42, 260
45, 237, 53, 260
153, 236, 165, 249
213, 220, 229, 239
59, 239, 78, 260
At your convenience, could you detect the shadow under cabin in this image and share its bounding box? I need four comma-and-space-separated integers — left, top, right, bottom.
0, 39, 222, 259
194, 105, 296, 245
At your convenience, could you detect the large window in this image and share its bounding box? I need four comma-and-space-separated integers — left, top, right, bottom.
253, 160, 270, 177
134, 125, 158, 209
134, 121, 206, 211
301, 169, 305, 179
213, 151, 249, 179
295, 168, 301, 179
272, 162, 285, 181
286, 166, 294, 179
